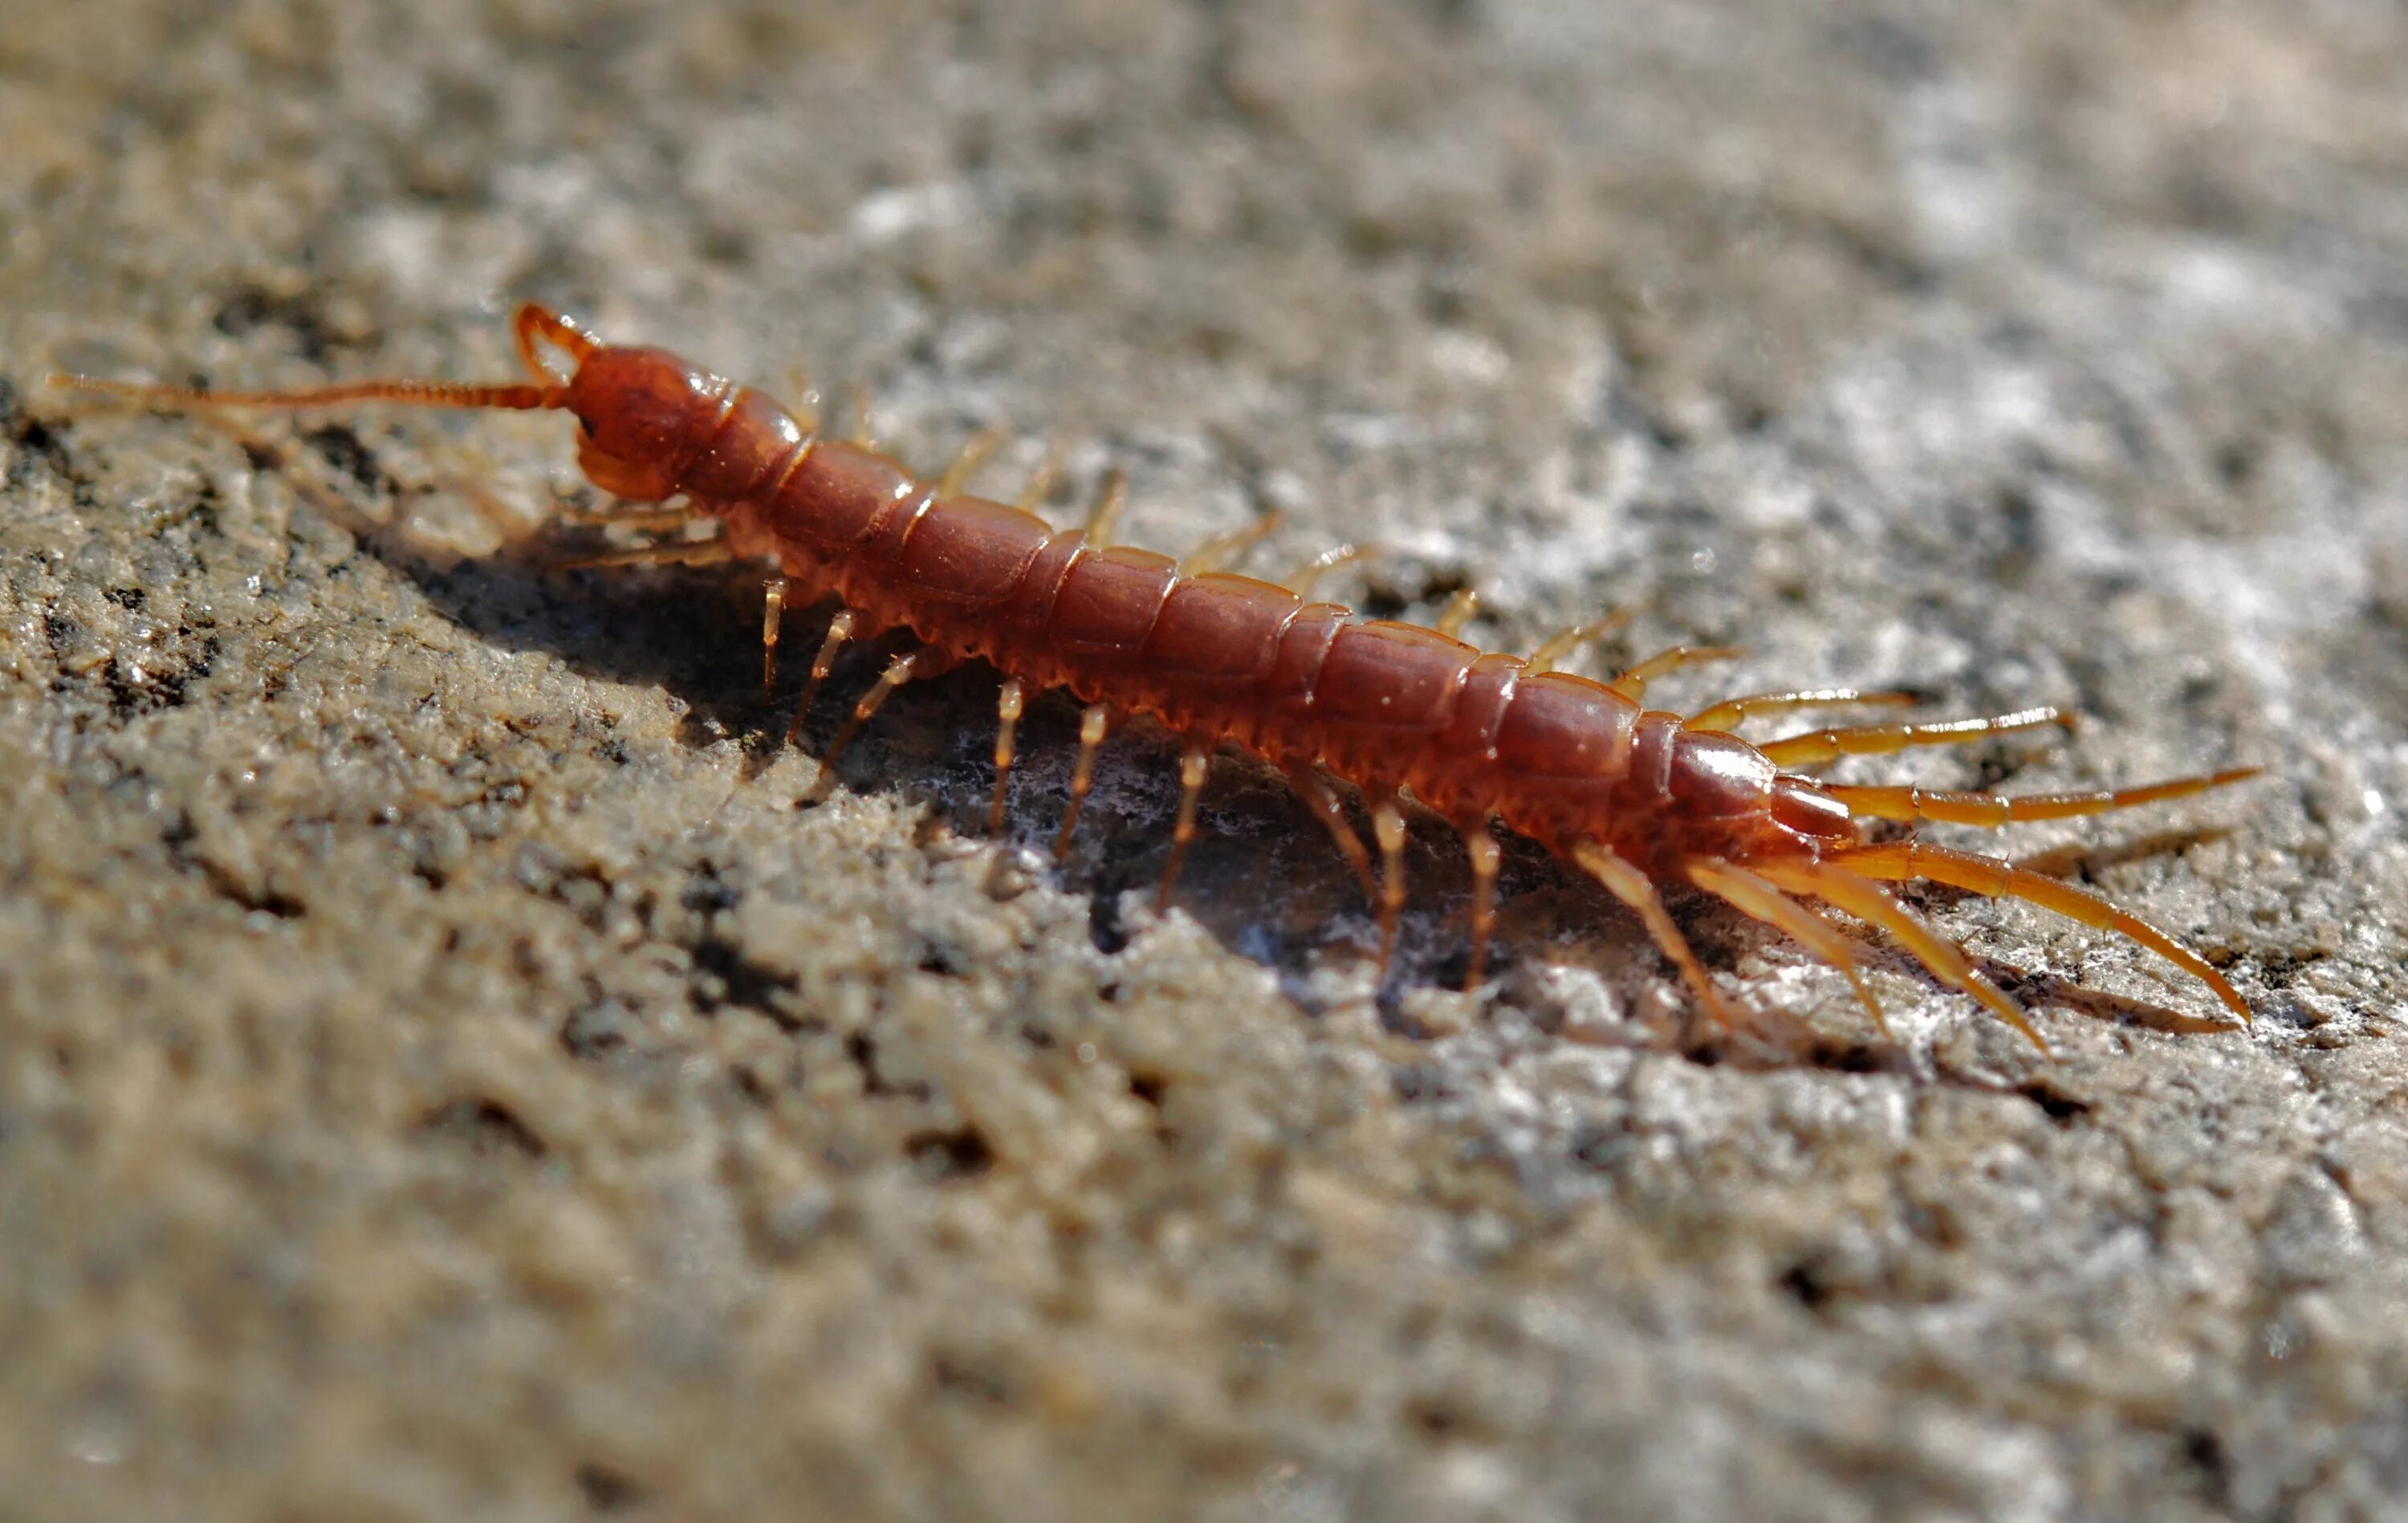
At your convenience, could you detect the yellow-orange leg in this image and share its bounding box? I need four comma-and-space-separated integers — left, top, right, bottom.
1462, 819, 1502, 991
1608, 644, 1748, 701
1828, 840, 2249, 1024
1760, 707, 2068, 768
786, 608, 858, 747
1755, 859, 2046, 1051
1157, 743, 1215, 910
807, 648, 941, 798
1179, 512, 1285, 577
989, 677, 1026, 834
1055, 702, 1113, 861
1685, 858, 1888, 1038
1434, 588, 1481, 639
1569, 840, 1738, 1032
1281, 544, 1374, 599
1685, 688, 1918, 734
1525, 609, 1633, 676
1821, 767, 2260, 827
847, 383, 879, 449
761, 576, 787, 704
1371, 792, 1409, 974
1082, 470, 1130, 551
551, 535, 734, 572
938, 426, 1010, 498
1015, 447, 1063, 513
1287, 765, 1377, 899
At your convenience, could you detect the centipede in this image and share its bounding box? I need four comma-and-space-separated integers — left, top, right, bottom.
53, 302, 2263, 1053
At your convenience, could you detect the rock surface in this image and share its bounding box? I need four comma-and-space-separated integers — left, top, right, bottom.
3, 2, 2406, 1517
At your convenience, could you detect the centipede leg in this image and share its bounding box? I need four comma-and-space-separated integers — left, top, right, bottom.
761, 576, 787, 704
1157, 743, 1214, 910
807, 648, 943, 799
1759, 707, 2070, 768
1820, 768, 2261, 828
1683, 688, 1918, 733
551, 535, 734, 572
1754, 859, 2046, 1052
1606, 644, 1749, 702
785, 609, 858, 747
938, 426, 1010, 498
1433, 588, 1481, 638
1371, 792, 1410, 975
1054, 702, 1113, 861
1287, 765, 1377, 898
1827, 840, 2249, 1024
1685, 857, 1888, 1038
1015, 447, 1063, 513
1178, 512, 1285, 577
1569, 841, 1738, 1034
1525, 609, 1632, 675
989, 677, 1026, 834
1081, 470, 1130, 552
1280, 544, 1373, 598
1462, 818, 1502, 991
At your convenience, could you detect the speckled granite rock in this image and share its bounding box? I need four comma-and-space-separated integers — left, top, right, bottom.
4, 2, 2406, 1518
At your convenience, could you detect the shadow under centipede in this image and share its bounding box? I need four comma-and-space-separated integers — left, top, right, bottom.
294, 462, 2240, 1063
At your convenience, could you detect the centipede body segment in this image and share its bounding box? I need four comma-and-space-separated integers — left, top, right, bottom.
52, 303, 2264, 1052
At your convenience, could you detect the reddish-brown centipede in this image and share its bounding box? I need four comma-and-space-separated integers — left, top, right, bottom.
54, 303, 2261, 1052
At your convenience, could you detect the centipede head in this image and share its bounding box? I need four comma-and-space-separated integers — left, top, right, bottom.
506, 303, 728, 504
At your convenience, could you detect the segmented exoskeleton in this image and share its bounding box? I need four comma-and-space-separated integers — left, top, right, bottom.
56, 303, 2260, 1051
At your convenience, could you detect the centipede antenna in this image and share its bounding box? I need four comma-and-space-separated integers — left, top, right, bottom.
49, 374, 566, 413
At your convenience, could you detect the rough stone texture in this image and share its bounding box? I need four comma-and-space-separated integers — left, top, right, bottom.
3, 2, 2406, 1518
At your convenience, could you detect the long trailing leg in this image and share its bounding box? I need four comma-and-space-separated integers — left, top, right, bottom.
1054, 702, 1114, 861
989, 677, 1026, 833
786, 609, 859, 746
1759, 707, 2068, 768
1828, 840, 2249, 1023
1608, 643, 1748, 701
1685, 688, 1918, 733
1568, 840, 1739, 1032
1287, 764, 1377, 898
1684, 857, 1887, 1037
1820, 768, 2261, 828
1461, 817, 1503, 992
1156, 742, 1215, 910
1370, 791, 1410, 975
1754, 858, 2046, 1051
1524, 609, 1633, 675
805, 646, 954, 799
